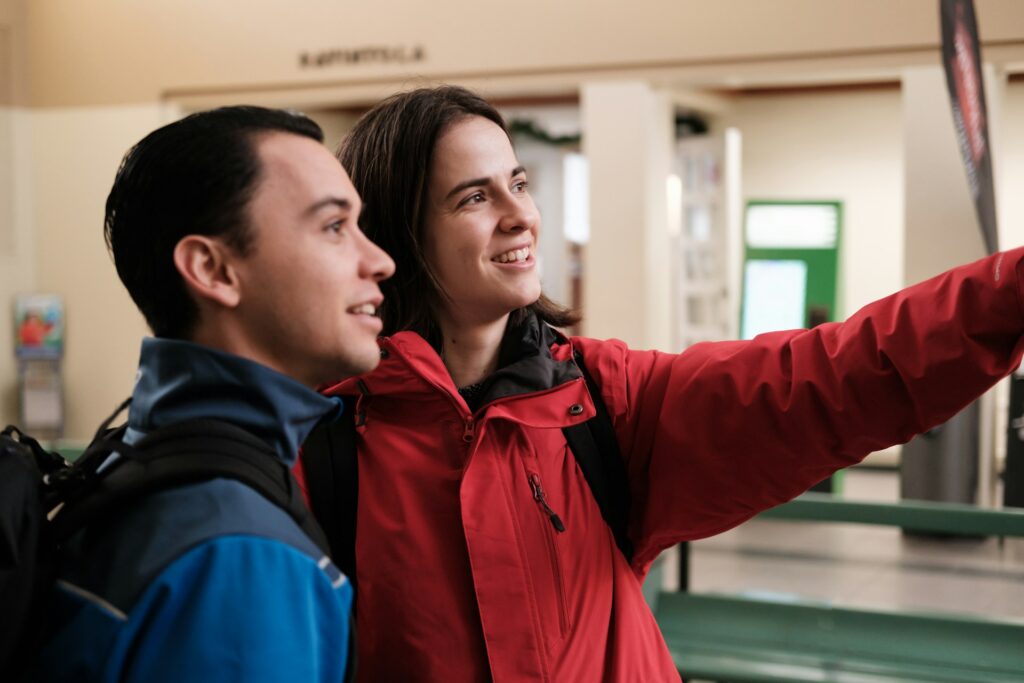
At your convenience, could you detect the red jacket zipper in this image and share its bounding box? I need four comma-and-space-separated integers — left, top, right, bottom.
528, 473, 566, 532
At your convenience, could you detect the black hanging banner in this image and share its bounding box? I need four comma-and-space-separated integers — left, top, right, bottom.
940, 2, 1024, 509
940, 0, 998, 254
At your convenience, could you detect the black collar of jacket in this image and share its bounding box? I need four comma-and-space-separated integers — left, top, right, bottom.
460, 311, 582, 408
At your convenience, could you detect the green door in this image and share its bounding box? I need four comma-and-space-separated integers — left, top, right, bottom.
740, 200, 842, 339
739, 200, 843, 492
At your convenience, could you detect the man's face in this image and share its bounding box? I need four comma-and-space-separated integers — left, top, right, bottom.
229, 132, 394, 386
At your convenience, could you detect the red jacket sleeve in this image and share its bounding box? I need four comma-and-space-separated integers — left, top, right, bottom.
574, 247, 1024, 570
291, 452, 312, 509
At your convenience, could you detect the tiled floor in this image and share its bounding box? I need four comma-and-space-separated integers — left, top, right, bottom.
680, 468, 1024, 620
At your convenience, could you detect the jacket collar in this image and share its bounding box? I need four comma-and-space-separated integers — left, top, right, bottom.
325, 312, 585, 412
474, 312, 581, 405
128, 337, 343, 466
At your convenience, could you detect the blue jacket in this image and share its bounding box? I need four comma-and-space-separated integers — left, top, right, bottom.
37, 338, 352, 682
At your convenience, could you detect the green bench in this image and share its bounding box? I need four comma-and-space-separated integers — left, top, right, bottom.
758, 493, 1024, 537
655, 493, 1024, 682
55, 443, 1024, 680
55, 442, 87, 462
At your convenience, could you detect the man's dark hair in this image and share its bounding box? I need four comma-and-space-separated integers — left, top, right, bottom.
104, 106, 324, 339
339, 85, 578, 343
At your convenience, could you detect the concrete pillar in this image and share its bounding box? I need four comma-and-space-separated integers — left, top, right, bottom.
902, 65, 992, 283
0, 3, 35, 427
901, 64, 1006, 507
580, 81, 674, 350
514, 138, 568, 308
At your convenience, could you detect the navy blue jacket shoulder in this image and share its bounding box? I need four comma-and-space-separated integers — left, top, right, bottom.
37, 338, 351, 683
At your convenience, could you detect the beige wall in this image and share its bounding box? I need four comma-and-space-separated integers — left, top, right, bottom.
303, 108, 363, 154
721, 85, 905, 316
22, 1, 1024, 107
16, 85, 1024, 439
0, 0, 29, 425
0, 107, 32, 426
4, 2, 1024, 440
720, 78, 1024, 316
1000, 82, 1024, 250
902, 67, 988, 285
26, 105, 168, 437
0, 0, 27, 105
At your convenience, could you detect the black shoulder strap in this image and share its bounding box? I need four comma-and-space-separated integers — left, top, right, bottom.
562, 349, 634, 561
300, 401, 359, 683
53, 419, 330, 556
301, 397, 359, 582
302, 357, 635, 568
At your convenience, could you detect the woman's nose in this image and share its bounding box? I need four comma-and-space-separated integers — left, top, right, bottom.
497, 196, 538, 234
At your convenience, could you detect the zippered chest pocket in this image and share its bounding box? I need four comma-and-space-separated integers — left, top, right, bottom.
521, 464, 571, 647
495, 425, 580, 651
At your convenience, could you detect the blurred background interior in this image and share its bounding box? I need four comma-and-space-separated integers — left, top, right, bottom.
1, 0, 1022, 640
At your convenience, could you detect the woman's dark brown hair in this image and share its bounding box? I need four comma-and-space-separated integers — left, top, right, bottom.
339, 85, 579, 342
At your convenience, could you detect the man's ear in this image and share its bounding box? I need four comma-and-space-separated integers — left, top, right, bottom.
172, 235, 242, 309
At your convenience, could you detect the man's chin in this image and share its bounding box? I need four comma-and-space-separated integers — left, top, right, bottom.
342, 347, 382, 377
310, 350, 380, 390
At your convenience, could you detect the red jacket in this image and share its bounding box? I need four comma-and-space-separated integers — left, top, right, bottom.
300, 248, 1024, 682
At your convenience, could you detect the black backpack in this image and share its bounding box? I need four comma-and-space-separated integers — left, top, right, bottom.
301, 349, 633, 585
0, 401, 332, 680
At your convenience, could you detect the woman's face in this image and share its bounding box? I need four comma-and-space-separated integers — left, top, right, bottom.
423, 115, 541, 328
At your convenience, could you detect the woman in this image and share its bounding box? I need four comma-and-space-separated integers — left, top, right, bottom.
305, 85, 1024, 681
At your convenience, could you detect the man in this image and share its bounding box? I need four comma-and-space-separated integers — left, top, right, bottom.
36, 106, 394, 681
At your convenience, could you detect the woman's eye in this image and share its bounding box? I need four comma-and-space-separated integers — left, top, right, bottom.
513, 179, 529, 192
326, 219, 346, 233
460, 192, 485, 207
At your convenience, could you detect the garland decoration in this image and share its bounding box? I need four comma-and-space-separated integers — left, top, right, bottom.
509, 119, 581, 147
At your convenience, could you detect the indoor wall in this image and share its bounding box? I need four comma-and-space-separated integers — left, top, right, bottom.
720, 84, 905, 319
3, 1, 1024, 438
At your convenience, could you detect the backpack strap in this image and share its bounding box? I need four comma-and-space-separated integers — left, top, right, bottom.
562, 349, 634, 562
301, 397, 359, 583
52, 418, 330, 556
0, 427, 67, 680
301, 400, 359, 683
301, 353, 635, 572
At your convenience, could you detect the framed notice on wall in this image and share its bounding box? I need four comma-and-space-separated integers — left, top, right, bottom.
14, 293, 64, 359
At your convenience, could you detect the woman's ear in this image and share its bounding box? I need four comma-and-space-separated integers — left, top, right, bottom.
172, 235, 242, 309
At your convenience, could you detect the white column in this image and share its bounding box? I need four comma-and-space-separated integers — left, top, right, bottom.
0, 12, 35, 426
580, 81, 673, 350
902, 64, 1006, 507
515, 139, 568, 307
902, 65, 998, 282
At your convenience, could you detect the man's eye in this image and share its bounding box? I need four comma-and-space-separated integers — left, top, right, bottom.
326, 219, 346, 233
513, 179, 529, 192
